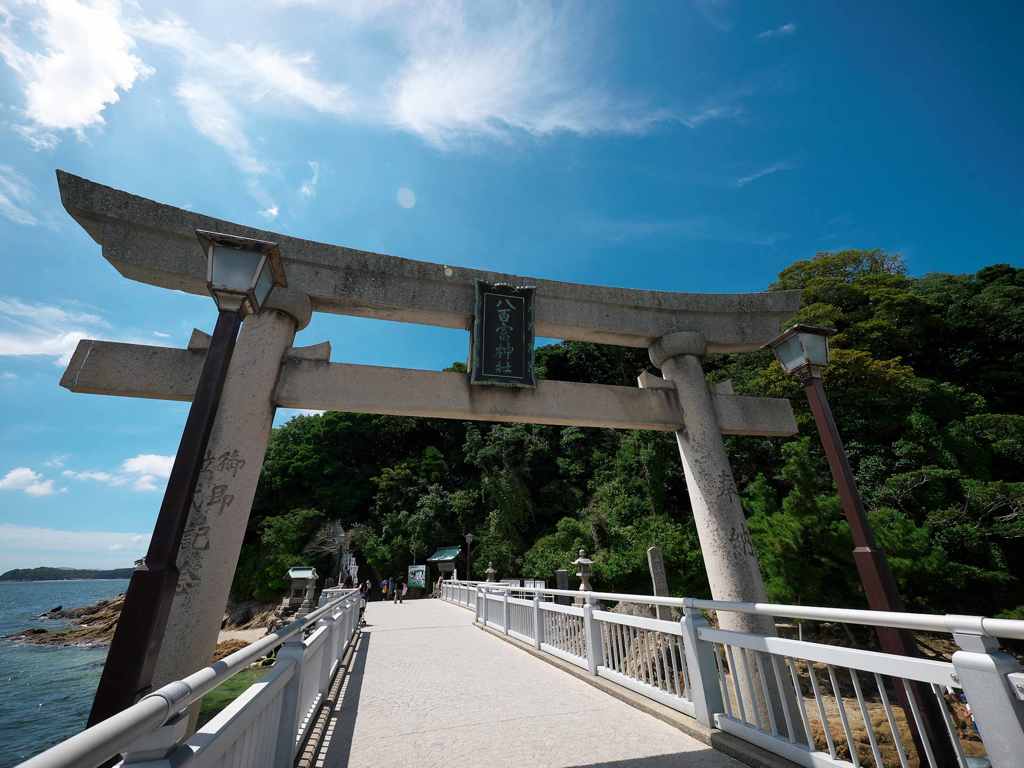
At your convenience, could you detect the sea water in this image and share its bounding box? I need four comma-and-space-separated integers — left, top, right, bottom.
0, 579, 128, 767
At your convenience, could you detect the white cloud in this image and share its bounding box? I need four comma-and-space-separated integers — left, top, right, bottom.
0, 523, 149, 571
736, 160, 796, 187
120, 454, 173, 478
0, 466, 57, 496
259, 205, 280, 220
152, 331, 171, 338
0, 0, 152, 145
0, 296, 111, 365
299, 160, 320, 198
758, 22, 797, 40
62, 453, 173, 494
396, 186, 416, 209
0, 165, 37, 225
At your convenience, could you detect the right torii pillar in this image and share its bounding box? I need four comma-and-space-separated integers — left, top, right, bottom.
650, 331, 773, 636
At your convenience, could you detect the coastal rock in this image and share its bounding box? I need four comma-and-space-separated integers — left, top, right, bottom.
8, 594, 276, 649
6, 595, 125, 647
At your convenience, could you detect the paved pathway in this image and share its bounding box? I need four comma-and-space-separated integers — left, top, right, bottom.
322, 599, 742, 768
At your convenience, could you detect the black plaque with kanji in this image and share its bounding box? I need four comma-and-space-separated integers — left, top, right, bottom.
470, 281, 536, 387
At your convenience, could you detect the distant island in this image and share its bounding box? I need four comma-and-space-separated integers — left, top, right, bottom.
0, 567, 133, 581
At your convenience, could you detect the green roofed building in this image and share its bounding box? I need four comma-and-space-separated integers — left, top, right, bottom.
427, 546, 462, 580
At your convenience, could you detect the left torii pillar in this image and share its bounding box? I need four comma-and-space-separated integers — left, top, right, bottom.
150, 288, 310, 693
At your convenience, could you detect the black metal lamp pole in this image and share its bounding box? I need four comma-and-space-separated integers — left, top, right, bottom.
87, 308, 243, 727
88, 230, 285, 729
765, 325, 956, 766
465, 533, 474, 581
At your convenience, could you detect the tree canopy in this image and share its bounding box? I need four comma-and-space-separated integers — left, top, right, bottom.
232, 252, 1024, 619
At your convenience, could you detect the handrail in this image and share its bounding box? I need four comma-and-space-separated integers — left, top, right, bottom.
18, 589, 360, 768
445, 580, 1024, 640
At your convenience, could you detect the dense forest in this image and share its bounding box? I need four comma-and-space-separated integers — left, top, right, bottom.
231, 251, 1024, 619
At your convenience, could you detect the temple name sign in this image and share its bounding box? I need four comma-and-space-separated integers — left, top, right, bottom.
470, 281, 536, 387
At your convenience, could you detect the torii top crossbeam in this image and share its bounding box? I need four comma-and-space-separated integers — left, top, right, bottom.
56, 170, 799, 353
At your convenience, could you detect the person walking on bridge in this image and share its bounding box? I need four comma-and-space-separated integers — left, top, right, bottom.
393, 577, 405, 604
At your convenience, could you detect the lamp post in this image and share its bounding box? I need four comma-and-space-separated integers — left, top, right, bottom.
465, 532, 474, 581
764, 324, 956, 767
88, 231, 285, 728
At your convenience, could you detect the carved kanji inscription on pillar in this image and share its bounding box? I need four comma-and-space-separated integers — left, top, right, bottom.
176, 448, 247, 595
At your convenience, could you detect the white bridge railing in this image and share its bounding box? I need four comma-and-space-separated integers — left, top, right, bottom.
18, 588, 362, 768
441, 580, 1024, 768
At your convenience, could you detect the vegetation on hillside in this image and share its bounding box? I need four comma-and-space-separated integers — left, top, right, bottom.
0, 567, 133, 581
231, 251, 1024, 618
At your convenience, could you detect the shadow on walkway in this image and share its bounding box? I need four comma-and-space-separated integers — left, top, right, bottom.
320, 629, 371, 768
565, 752, 726, 768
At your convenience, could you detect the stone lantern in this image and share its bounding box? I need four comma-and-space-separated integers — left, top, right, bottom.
284, 566, 318, 617
573, 549, 594, 604
485, 561, 497, 582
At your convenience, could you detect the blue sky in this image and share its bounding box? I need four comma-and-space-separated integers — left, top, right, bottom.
0, 1, 1020, 572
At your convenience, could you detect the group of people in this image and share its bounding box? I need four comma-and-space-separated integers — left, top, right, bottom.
360, 577, 408, 603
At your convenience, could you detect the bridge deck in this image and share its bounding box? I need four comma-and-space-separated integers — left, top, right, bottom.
320, 599, 741, 768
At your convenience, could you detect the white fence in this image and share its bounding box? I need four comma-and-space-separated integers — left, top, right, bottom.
441, 580, 1024, 768
18, 588, 362, 768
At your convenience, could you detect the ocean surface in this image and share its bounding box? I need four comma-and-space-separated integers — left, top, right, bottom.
0, 579, 128, 767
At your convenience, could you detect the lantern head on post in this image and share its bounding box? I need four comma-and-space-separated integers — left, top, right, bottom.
573, 549, 594, 592
195, 229, 286, 315
762, 324, 834, 382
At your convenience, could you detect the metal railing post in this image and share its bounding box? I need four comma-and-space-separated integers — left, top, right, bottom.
951, 625, 1024, 768
533, 592, 543, 649
681, 598, 724, 727
317, 612, 337, 694
503, 588, 510, 634
480, 586, 488, 625
584, 594, 602, 675
273, 638, 307, 767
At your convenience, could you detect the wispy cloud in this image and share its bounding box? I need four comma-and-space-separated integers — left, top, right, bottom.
693, 0, 733, 32
682, 103, 744, 128
581, 214, 788, 247
376, 2, 675, 147
0, 296, 113, 365
132, 14, 354, 216
736, 160, 796, 187
0, 0, 152, 147
758, 22, 797, 40
64, 453, 174, 493
299, 160, 320, 198
0, 466, 59, 496
0, 165, 37, 225
176, 80, 267, 177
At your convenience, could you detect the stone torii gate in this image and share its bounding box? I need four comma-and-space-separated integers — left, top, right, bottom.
55, 170, 801, 694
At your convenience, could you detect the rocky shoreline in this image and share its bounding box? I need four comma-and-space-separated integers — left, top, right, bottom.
6, 594, 125, 647
5, 594, 278, 650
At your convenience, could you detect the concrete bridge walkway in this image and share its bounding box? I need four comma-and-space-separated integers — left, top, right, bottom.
319, 598, 742, 768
